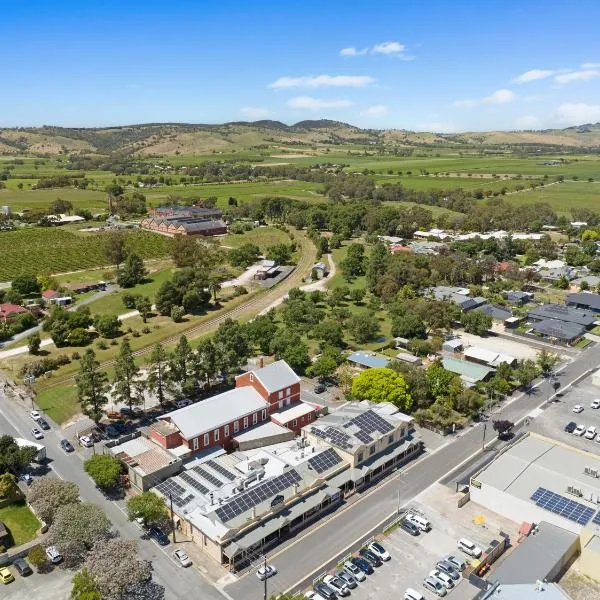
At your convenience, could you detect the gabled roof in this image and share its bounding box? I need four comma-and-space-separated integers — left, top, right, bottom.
528, 303, 596, 326
0, 303, 27, 315
475, 303, 513, 321
530, 319, 586, 342
248, 360, 300, 393
567, 292, 600, 311
347, 352, 390, 369
442, 357, 495, 382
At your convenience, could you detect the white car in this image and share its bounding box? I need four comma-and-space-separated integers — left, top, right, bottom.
79, 435, 94, 447
30, 410, 41, 421
31, 428, 43, 440
256, 565, 277, 581
323, 575, 350, 597
305, 592, 327, 600
368, 541, 391, 561
574, 424, 586, 436
592, 399, 600, 409
404, 588, 425, 600
343, 560, 366, 582
173, 549, 192, 567
429, 569, 454, 590
585, 426, 597, 440
458, 537, 482, 558
573, 405, 584, 413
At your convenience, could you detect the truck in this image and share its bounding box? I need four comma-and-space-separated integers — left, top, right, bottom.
15, 438, 46, 462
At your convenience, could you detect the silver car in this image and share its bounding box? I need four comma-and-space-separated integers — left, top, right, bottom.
343, 560, 366, 582
173, 549, 192, 567
436, 560, 460, 580
337, 570, 358, 589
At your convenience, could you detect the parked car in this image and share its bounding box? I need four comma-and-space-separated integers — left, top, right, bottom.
323, 574, 350, 596
343, 559, 367, 581
592, 399, 600, 409
574, 424, 586, 436
314, 383, 326, 394
19, 473, 33, 486
13, 558, 32, 577
359, 547, 382, 567
305, 592, 327, 600
173, 549, 192, 567
573, 405, 584, 413
429, 569, 454, 589
79, 435, 94, 447
350, 556, 373, 575
444, 554, 466, 572
256, 565, 277, 581
30, 410, 40, 421
564, 421, 578, 433
37, 418, 50, 430
59, 439, 74, 453
314, 583, 337, 600
423, 576, 446, 597
405, 513, 431, 532
436, 560, 460, 580
585, 426, 597, 440
337, 570, 358, 589
404, 588, 425, 600
45, 546, 63, 564
149, 527, 170, 546
31, 428, 43, 440
368, 541, 391, 561
457, 537, 482, 558
399, 518, 420, 536
0, 567, 14, 584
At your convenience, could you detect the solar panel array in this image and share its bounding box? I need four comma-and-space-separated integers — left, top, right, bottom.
308, 448, 342, 474
530, 487, 595, 525
592, 511, 600, 526
355, 430, 373, 444
215, 469, 302, 522
310, 426, 353, 450
206, 460, 236, 481
155, 480, 187, 506
193, 465, 224, 488
349, 410, 394, 435
180, 471, 210, 495
173, 493, 194, 508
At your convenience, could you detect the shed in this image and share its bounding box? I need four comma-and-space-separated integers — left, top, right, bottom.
442, 357, 495, 383
346, 352, 390, 370
394, 337, 409, 349
442, 338, 463, 353
395, 353, 421, 365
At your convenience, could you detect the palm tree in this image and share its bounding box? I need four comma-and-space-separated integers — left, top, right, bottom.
208, 277, 221, 304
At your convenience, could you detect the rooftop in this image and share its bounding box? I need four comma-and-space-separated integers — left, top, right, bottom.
464, 346, 516, 367
246, 359, 301, 394
111, 436, 180, 476
232, 421, 292, 443
346, 351, 390, 369
442, 356, 495, 382
270, 401, 317, 424
161, 387, 269, 440
475, 303, 513, 321
478, 583, 572, 600
530, 319, 586, 341
567, 292, 600, 311
528, 303, 597, 327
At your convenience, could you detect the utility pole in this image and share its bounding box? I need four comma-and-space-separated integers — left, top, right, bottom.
169, 493, 176, 543
482, 423, 487, 451
263, 556, 268, 600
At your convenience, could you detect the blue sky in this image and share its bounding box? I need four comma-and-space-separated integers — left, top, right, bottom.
2, 0, 600, 131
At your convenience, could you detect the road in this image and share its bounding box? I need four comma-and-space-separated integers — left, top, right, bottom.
0, 390, 226, 600
225, 345, 600, 600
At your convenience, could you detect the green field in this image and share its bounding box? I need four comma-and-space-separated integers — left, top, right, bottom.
0, 228, 172, 281
223, 226, 292, 253
0, 501, 40, 547
0, 187, 109, 212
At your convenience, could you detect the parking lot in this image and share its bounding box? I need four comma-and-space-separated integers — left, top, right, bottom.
531, 380, 600, 455
454, 331, 542, 361
315, 483, 518, 600
0, 567, 70, 600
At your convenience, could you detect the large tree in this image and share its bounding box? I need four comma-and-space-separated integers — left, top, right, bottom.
245, 314, 278, 355
0, 435, 38, 474
461, 311, 493, 335
351, 368, 412, 411
167, 335, 194, 394
127, 492, 167, 526
104, 231, 127, 271
71, 568, 102, 600
84, 455, 122, 490
147, 344, 169, 407
536, 349, 559, 375
28, 477, 80, 524
76, 349, 109, 424
113, 339, 144, 411
195, 338, 218, 388
170, 235, 201, 268
213, 318, 249, 374
348, 312, 380, 344
117, 253, 147, 288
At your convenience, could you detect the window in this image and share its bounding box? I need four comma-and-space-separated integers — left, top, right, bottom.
369, 445, 376, 455
388, 434, 394, 445
224, 424, 230, 437
214, 429, 219, 442
292, 419, 297, 427
243, 416, 248, 429
286, 397, 291, 406
278, 399, 283, 409
286, 387, 291, 396
261, 409, 267, 420
357, 452, 364, 463
203, 433, 209, 446
233, 421, 239, 433
278, 390, 284, 399
249, 373, 254, 382
252, 413, 258, 425
193, 437, 199, 450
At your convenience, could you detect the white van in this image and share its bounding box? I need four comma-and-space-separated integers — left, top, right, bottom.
457, 537, 482, 558
404, 588, 425, 600
174, 399, 193, 409
406, 513, 431, 532
45, 546, 63, 564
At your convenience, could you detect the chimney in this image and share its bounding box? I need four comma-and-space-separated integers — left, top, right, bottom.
260, 356, 264, 368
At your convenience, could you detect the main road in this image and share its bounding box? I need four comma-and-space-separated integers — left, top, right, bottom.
225, 345, 600, 600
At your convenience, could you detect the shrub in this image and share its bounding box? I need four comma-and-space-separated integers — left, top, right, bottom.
171, 306, 185, 323
28, 545, 49, 573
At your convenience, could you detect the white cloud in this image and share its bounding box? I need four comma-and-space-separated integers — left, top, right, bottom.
240, 107, 273, 119
454, 89, 517, 108
287, 96, 354, 110
581, 62, 600, 69
269, 75, 375, 89
372, 41, 405, 55
515, 115, 540, 129
512, 69, 556, 83
555, 69, 600, 84
360, 105, 388, 116
556, 102, 600, 125
340, 40, 413, 60
340, 47, 368, 56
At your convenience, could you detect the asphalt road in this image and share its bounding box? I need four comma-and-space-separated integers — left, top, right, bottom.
0, 389, 226, 600
225, 346, 600, 600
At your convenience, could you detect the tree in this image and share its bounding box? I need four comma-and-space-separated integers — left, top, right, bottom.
312, 320, 344, 348
0, 473, 17, 497
167, 335, 194, 394
349, 287, 366, 304
208, 276, 221, 304
117, 253, 147, 288
341, 243, 366, 280
69, 327, 93, 346
426, 363, 462, 403
50, 197, 73, 215
147, 344, 168, 407
134, 296, 152, 322
28, 332, 41, 354
0, 435, 38, 474
104, 231, 127, 271
84, 455, 122, 490
514, 359, 539, 389
245, 314, 278, 354
47, 502, 111, 568
11, 274, 41, 296
155, 280, 181, 316
28, 545, 49, 573
536, 349, 559, 375
170, 235, 201, 267
306, 353, 338, 380
171, 305, 185, 322
85, 538, 152, 600
493, 419, 514, 439
76, 349, 109, 424
213, 318, 249, 374
94, 314, 121, 338
228, 243, 261, 268
348, 312, 380, 343
266, 243, 292, 264
351, 368, 412, 410
195, 338, 218, 388
461, 311, 492, 335
127, 492, 168, 526
28, 477, 80, 524
113, 339, 143, 412
71, 568, 102, 600
391, 313, 426, 339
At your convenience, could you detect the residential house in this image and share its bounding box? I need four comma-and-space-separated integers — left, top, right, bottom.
475, 303, 514, 323
463, 346, 517, 368
0, 303, 27, 323
529, 320, 586, 344
346, 351, 390, 370
566, 292, 600, 313
442, 356, 495, 385
442, 338, 463, 353
505, 290, 533, 305
527, 304, 596, 328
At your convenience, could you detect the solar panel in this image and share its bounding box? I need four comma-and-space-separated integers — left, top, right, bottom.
193, 466, 224, 487
215, 469, 302, 522
355, 430, 373, 444
350, 410, 394, 435
155, 480, 186, 498
206, 459, 236, 481
308, 448, 343, 474
592, 511, 600, 526
180, 471, 210, 495
309, 426, 353, 450
530, 487, 595, 525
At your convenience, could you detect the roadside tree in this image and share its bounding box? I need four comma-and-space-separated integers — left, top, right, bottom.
84, 455, 122, 490
75, 349, 109, 424
28, 477, 80, 524
127, 492, 168, 526
113, 339, 144, 411
351, 368, 412, 410
147, 344, 169, 407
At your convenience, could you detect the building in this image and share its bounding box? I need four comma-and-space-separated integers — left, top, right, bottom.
254, 260, 280, 280
346, 351, 390, 370
470, 433, 600, 534
395, 352, 421, 365
0, 303, 27, 323
270, 402, 320, 434
149, 205, 223, 220
566, 292, 600, 313
475, 304, 513, 323
41, 290, 72, 306
427, 286, 486, 311
140, 216, 227, 237
463, 346, 517, 368
442, 356, 495, 384
232, 422, 294, 451
477, 582, 573, 600
571, 276, 600, 290
311, 262, 327, 279
67, 281, 105, 294
527, 304, 597, 328
442, 338, 463, 353
505, 290, 533, 305
529, 319, 587, 344
413, 228, 451, 240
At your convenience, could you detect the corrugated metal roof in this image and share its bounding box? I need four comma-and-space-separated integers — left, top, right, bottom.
442, 357, 495, 382
251, 360, 300, 393
528, 303, 596, 326
347, 352, 390, 369
530, 319, 586, 341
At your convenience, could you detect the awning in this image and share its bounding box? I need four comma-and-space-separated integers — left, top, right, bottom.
223, 541, 241, 558
352, 437, 421, 478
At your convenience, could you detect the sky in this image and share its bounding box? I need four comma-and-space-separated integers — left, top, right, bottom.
2, 0, 600, 132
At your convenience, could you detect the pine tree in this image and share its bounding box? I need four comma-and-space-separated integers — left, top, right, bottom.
75, 349, 109, 424
147, 344, 168, 406
113, 340, 144, 411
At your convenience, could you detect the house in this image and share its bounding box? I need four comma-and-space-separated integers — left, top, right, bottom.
395, 352, 421, 365
566, 292, 600, 313
413, 228, 450, 240
389, 244, 411, 254
475, 303, 513, 323
0, 303, 27, 323
394, 337, 409, 349
254, 260, 280, 280
527, 304, 596, 328
311, 262, 327, 279
505, 290, 533, 305
533, 259, 566, 270
571, 275, 600, 290
42, 290, 61, 301
529, 319, 586, 344
346, 351, 390, 370
538, 266, 576, 283
442, 356, 495, 384
442, 338, 463, 353
409, 240, 447, 255
463, 346, 517, 368
426, 286, 485, 311
42, 290, 72, 306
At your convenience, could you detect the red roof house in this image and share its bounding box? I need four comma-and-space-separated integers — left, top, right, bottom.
42, 290, 61, 300
0, 304, 27, 322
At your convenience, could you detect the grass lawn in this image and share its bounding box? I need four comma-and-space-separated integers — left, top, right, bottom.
328, 241, 369, 291
0, 187, 109, 212
222, 226, 292, 253
0, 501, 40, 547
